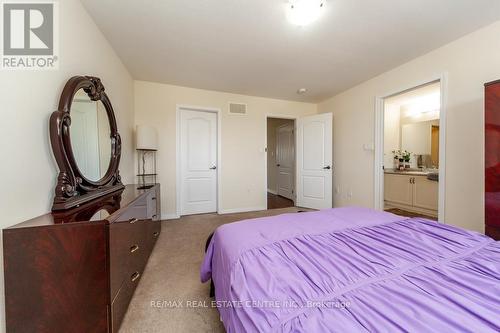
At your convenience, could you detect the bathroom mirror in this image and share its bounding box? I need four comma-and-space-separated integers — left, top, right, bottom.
401, 120, 440, 168
50, 76, 124, 210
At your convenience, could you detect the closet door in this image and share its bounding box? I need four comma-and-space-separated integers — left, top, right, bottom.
180, 109, 218, 215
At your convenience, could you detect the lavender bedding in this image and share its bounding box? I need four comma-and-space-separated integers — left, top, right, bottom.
201, 207, 500, 332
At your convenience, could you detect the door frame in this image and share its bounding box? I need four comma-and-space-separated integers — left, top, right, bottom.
176, 105, 222, 217
264, 114, 297, 210
374, 74, 448, 223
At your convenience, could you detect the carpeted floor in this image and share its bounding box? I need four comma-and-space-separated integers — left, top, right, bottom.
119, 207, 304, 333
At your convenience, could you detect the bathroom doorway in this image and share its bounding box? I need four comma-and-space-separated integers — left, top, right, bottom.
375, 78, 446, 222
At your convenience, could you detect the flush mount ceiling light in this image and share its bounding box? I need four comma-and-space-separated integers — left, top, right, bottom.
297, 88, 308, 94
286, 0, 325, 26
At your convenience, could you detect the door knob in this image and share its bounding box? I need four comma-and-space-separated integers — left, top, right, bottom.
210, 166, 217, 170
323, 166, 331, 170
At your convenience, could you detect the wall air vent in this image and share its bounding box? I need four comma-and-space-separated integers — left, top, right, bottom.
229, 103, 247, 115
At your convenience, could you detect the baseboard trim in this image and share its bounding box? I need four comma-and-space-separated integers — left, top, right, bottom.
162, 213, 180, 220
267, 189, 278, 195
218, 206, 267, 215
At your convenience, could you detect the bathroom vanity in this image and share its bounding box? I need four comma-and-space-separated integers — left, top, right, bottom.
384, 170, 438, 217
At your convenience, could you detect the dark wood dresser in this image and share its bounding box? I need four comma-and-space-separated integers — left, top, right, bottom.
485, 80, 500, 240
3, 184, 161, 333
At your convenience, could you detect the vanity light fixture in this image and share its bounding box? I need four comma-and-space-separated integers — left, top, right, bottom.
286, 0, 325, 26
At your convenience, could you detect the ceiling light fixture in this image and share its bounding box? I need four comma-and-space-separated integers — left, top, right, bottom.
297, 88, 308, 94
286, 0, 325, 26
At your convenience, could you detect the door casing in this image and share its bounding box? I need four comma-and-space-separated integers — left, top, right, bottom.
374, 74, 447, 223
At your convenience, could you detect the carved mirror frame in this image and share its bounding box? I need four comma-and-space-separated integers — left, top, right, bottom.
50, 76, 124, 211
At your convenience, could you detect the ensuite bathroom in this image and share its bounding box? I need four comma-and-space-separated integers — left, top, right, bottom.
383, 81, 441, 219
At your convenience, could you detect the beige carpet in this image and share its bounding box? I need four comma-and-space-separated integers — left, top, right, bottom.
119, 207, 305, 333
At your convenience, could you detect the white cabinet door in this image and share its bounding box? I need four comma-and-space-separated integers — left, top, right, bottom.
413, 176, 439, 211
384, 174, 413, 206
276, 123, 295, 200
180, 109, 217, 215
296, 113, 332, 209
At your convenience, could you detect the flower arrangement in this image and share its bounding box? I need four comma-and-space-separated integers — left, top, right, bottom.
392, 149, 412, 162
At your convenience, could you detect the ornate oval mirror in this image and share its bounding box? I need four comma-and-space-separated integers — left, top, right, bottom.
50, 76, 124, 210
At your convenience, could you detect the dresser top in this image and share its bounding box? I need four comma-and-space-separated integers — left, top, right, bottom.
6, 184, 158, 230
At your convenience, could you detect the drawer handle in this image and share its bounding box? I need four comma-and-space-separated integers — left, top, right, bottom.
153, 231, 159, 237
131, 272, 140, 282
130, 244, 139, 253
129, 218, 138, 224
152, 197, 156, 200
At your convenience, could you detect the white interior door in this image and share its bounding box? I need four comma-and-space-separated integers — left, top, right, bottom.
296, 113, 333, 209
180, 109, 217, 215
276, 123, 295, 200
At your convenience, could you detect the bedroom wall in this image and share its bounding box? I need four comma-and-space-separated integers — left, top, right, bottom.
318, 20, 500, 233
134, 81, 316, 218
0, 0, 134, 330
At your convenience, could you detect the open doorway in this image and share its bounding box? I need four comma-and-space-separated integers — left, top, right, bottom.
266, 117, 295, 209
377, 80, 444, 221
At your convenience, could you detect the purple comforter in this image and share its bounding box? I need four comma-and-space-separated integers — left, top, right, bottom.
201, 207, 500, 332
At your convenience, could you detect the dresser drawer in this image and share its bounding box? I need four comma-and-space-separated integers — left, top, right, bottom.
109, 219, 147, 297
110, 268, 143, 333
115, 196, 148, 222
147, 219, 161, 251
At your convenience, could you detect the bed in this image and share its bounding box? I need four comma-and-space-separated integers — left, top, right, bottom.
201, 207, 500, 332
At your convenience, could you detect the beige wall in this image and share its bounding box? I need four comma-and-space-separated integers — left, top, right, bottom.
384, 102, 401, 169
318, 20, 500, 233
267, 118, 294, 194
134, 81, 316, 217
0, 0, 134, 330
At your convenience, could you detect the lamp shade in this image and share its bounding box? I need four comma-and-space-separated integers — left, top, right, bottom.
136, 125, 158, 150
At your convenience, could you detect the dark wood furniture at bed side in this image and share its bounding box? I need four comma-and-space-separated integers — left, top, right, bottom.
3, 184, 161, 333
485, 80, 500, 240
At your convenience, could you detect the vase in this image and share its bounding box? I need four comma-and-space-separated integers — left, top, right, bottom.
398, 159, 405, 171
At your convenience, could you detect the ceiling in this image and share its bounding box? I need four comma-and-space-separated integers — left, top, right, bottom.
81, 0, 500, 103
385, 81, 441, 120
385, 82, 440, 108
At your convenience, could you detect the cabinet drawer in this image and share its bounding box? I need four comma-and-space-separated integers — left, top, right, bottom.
116, 203, 148, 222
110, 269, 144, 333
109, 219, 147, 297
147, 191, 158, 220
144, 220, 161, 254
